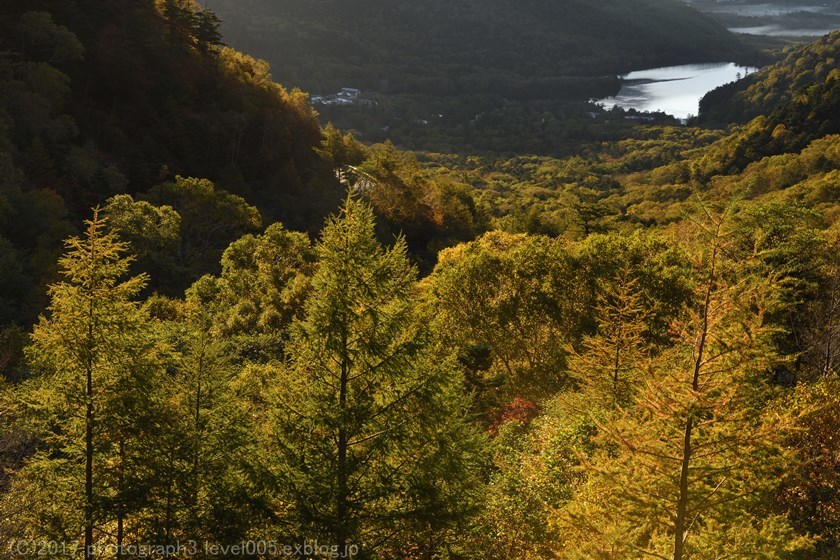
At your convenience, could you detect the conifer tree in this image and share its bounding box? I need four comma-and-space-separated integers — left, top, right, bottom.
263, 198, 484, 557
567, 268, 652, 410
8, 211, 164, 558
141, 290, 251, 546
559, 206, 811, 559
803, 221, 840, 378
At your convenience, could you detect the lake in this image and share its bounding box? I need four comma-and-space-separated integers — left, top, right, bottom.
596, 63, 758, 120
686, 0, 840, 38
728, 25, 837, 36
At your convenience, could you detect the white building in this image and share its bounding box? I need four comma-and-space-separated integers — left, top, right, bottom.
339, 88, 361, 99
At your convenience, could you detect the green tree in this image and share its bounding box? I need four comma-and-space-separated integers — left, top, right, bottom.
778, 377, 840, 558
801, 221, 840, 378
6, 211, 164, 558
317, 123, 368, 180
355, 142, 481, 266
262, 198, 485, 557
425, 231, 587, 409
192, 7, 223, 52
102, 194, 182, 294
143, 176, 262, 286
198, 222, 317, 364
139, 290, 252, 546
474, 409, 595, 560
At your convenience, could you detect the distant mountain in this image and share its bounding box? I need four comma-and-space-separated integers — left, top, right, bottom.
210, 0, 750, 98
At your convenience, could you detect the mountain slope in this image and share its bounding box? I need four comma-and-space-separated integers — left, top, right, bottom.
0, 0, 337, 326
211, 0, 750, 97
699, 30, 840, 125
0, 0, 330, 222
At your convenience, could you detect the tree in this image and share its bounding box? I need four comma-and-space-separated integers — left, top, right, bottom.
474, 407, 594, 560
558, 206, 811, 559
139, 289, 253, 546
801, 221, 840, 378
778, 377, 840, 558
192, 7, 223, 52
143, 176, 262, 286
197, 222, 317, 364
102, 194, 182, 294
425, 231, 586, 410
6, 210, 164, 558
355, 142, 482, 266
566, 269, 652, 410
317, 123, 368, 179
262, 198, 485, 557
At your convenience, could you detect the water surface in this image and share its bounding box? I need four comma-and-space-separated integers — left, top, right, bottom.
687, 1, 840, 37
728, 25, 838, 36
597, 63, 757, 120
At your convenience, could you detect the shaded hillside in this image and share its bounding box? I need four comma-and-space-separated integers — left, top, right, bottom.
0, 0, 338, 326
699, 30, 840, 124
211, 0, 750, 98
0, 0, 332, 224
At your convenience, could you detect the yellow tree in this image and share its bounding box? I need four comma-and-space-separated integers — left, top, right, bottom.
566, 269, 653, 410
560, 206, 811, 559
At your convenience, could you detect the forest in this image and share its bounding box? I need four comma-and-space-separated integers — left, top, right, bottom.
209, 0, 749, 94
0, 1, 839, 559
209, 0, 760, 153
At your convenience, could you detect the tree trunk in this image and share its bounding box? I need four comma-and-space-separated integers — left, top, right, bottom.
117, 440, 125, 560
85, 364, 94, 560
674, 232, 718, 560
85, 294, 95, 560
673, 417, 693, 560
337, 328, 349, 551
192, 347, 204, 520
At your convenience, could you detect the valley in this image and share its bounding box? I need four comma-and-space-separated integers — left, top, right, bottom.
0, 2, 838, 559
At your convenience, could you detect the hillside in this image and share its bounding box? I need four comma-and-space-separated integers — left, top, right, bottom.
0, 0, 332, 221
0, 0, 339, 323
211, 0, 750, 97
699, 30, 840, 124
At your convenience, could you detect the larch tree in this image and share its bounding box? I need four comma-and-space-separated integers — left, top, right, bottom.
262, 198, 485, 558
802, 220, 840, 378
566, 268, 653, 411
559, 205, 811, 560
140, 289, 252, 546
8, 210, 164, 558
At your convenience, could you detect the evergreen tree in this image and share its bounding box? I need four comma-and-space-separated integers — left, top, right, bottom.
6, 210, 164, 558
192, 7, 223, 52
140, 290, 252, 546
802, 221, 840, 378
262, 198, 485, 558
